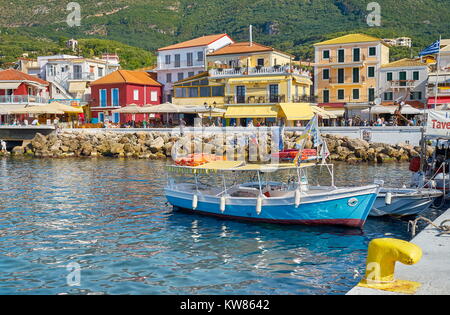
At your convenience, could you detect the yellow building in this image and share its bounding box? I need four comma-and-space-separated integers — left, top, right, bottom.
314, 34, 390, 118
173, 42, 316, 126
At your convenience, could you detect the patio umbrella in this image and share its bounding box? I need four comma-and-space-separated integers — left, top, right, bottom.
112, 103, 142, 114
362, 105, 396, 115
139, 102, 191, 114
401, 105, 422, 115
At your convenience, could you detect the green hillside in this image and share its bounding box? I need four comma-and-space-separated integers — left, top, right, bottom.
0, 0, 449, 66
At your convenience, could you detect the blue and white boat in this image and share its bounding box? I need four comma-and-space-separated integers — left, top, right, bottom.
165, 161, 380, 228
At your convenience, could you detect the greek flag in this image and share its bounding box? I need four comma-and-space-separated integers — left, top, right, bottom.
419, 40, 441, 56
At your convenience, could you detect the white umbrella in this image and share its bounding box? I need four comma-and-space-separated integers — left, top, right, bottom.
362, 105, 396, 115
401, 105, 422, 115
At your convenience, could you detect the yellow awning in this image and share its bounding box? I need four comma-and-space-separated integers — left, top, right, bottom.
68, 82, 87, 93
225, 105, 279, 119
279, 103, 314, 121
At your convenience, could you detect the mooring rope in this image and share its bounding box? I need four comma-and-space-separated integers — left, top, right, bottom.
408, 216, 450, 237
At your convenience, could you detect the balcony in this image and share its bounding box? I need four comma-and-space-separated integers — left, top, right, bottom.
209, 66, 311, 78
225, 95, 287, 104
0, 95, 49, 105
68, 72, 96, 81
389, 80, 416, 89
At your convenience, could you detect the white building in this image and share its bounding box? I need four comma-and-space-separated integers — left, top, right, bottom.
153, 34, 234, 102
379, 59, 429, 108
383, 37, 412, 48
37, 55, 120, 105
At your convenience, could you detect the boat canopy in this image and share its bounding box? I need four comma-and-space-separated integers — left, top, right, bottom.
166, 160, 317, 174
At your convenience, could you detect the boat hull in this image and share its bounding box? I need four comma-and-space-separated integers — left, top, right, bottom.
165, 186, 379, 228
370, 188, 442, 217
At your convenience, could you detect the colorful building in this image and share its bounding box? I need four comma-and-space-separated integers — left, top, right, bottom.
153, 34, 234, 103
89, 70, 162, 124
314, 34, 390, 118
0, 69, 50, 122
427, 39, 450, 108
173, 42, 315, 126
379, 59, 429, 109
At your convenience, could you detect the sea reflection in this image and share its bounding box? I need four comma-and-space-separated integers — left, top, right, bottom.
0, 157, 444, 295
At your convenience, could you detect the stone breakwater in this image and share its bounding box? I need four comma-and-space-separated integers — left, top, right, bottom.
3, 131, 434, 163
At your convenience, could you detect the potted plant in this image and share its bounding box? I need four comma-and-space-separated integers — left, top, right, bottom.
234, 66, 241, 72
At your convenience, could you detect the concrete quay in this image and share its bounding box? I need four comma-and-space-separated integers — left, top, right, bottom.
348, 209, 450, 295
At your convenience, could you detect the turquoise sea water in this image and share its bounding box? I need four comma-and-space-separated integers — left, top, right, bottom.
0, 158, 443, 295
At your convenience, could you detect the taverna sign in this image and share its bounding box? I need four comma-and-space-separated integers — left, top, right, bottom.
427, 110, 450, 138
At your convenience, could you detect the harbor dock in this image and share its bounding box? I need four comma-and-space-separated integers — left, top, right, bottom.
348, 209, 450, 295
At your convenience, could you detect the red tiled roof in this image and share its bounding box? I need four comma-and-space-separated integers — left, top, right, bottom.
208, 42, 294, 58
157, 34, 232, 51
0, 69, 48, 86
91, 70, 162, 86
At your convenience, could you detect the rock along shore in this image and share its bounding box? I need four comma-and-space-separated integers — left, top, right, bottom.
3, 130, 434, 164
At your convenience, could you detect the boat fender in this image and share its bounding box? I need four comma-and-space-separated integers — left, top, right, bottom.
256, 196, 263, 215
385, 192, 392, 205
192, 194, 198, 210
220, 196, 226, 213
295, 189, 301, 208
358, 238, 422, 294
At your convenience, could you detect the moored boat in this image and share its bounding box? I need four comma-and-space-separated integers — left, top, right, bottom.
370, 187, 443, 217
165, 161, 380, 228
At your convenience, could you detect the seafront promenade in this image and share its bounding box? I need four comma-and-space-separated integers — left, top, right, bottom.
348, 208, 450, 295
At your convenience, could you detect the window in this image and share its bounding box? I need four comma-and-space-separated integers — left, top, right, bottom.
323, 69, 330, 80
100, 89, 107, 107
368, 88, 375, 102
188, 87, 198, 97
176, 88, 186, 97
338, 49, 345, 63
410, 92, 423, 100
337, 89, 345, 100
188, 72, 195, 78
387, 72, 393, 81
323, 90, 330, 103
257, 58, 265, 66
352, 89, 360, 100
353, 68, 360, 83
187, 53, 193, 67
338, 69, 345, 83
369, 47, 377, 56
236, 86, 246, 103
98, 67, 104, 77
150, 91, 158, 102
111, 88, 119, 107
269, 84, 279, 102
384, 92, 393, 101
200, 86, 211, 97
211, 86, 224, 97
353, 48, 361, 62
399, 71, 407, 86
323, 50, 330, 59
166, 73, 172, 83
413, 71, 420, 80
175, 54, 181, 67
368, 67, 375, 78
133, 89, 139, 101
165, 55, 171, 65
177, 73, 184, 81
197, 51, 204, 62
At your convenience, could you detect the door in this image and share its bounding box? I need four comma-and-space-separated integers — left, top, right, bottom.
73, 65, 82, 80
269, 84, 279, 103
236, 86, 246, 103
399, 72, 407, 86
99, 112, 105, 123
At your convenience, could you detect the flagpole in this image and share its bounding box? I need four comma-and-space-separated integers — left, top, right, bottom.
434, 35, 442, 110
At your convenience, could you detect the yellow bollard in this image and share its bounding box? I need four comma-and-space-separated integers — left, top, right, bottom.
358, 238, 423, 294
